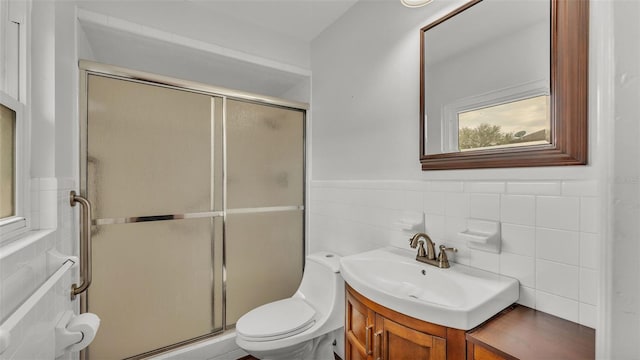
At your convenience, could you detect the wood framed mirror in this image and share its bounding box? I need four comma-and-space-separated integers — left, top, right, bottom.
420, 0, 588, 170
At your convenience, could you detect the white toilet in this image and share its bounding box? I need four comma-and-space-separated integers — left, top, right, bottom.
235, 252, 344, 360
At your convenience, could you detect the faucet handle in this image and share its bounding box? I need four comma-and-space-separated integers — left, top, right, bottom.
439, 245, 458, 252
437, 245, 458, 268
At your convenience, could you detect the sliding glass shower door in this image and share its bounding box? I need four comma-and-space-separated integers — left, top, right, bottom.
225, 100, 305, 324
85, 74, 223, 359
81, 66, 305, 359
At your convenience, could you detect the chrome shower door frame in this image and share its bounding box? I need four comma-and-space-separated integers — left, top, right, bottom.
78, 60, 308, 359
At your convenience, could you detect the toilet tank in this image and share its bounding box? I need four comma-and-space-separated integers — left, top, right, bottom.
295, 252, 344, 320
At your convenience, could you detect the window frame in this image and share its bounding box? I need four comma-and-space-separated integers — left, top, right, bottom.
0, 91, 28, 242
441, 80, 550, 153
0, 0, 30, 243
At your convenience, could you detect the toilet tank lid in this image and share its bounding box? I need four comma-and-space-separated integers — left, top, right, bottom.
307, 252, 341, 273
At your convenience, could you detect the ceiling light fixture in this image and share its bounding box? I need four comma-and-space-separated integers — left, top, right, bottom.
401, 0, 433, 8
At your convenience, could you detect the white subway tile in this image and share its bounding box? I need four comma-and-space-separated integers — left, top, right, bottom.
536, 290, 579, 323
390, 210, 425, 233
445, 193, 468, 218
309, 200, 329, 216
500, 252, 535, 287
30, 178, 40, 193
507, 181, 561, 195
349, 189, 370, 206
369, 189, 400, 209
536, 196, 580, 231
448, 239, 469, 266
423, 192, 445, 215
402, 181, 430, 192
579, 303, 597, 329
469, 193, 500, 221
446, 217, 468, 242
469, 250, 499, 273
536, 228, 579, 266
389, 229, 412, 249
501, 223, 535, 257
401, 191, 423, 212
38, 178, 57, 191
580, 268, 598, 305
464, 181, 505, 194
536, 260, 579, 300
30, 190, 40, 212
430, 181, 464, 193
562, 180, 599, 197
580, 197, 601, 234
39, 190, 57, 230
501, 195, 535, 226
330, 202, 352, 222
424, 214, 445, 241
580, 233, 600, 270
30, 212, 40, 230
310, 180, 331, 188
376, 181, 405, 190
57, 178, 75, 190
518, 286, 536, 308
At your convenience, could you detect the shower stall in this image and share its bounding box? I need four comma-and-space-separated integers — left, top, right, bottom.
78, 61, 306, 359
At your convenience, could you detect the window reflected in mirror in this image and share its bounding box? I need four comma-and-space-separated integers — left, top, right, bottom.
458, 95, 550, 152
423, 0, 550, 156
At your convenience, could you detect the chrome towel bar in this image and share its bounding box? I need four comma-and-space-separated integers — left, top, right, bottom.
70, 191, 93, 300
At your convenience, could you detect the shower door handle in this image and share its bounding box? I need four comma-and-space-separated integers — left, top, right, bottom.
70, 191, 93, 300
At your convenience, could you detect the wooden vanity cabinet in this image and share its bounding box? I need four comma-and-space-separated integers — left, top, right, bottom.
465, 305, 596, 360
346, 285, 465, 360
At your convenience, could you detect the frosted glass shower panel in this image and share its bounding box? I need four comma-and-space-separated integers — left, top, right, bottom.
226, 100, 304, 209
87, 75, 214, 219
225, 211, 304, 324
87, 218, 216, 359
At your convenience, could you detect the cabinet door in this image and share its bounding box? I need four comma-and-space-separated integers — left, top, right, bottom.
346, 291, 375, 360
377, 316, 446, 360
472, 344, 508, 360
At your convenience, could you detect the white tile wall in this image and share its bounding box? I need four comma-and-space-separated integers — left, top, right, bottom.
0, 178, 78, 359
310, 179, 601, 328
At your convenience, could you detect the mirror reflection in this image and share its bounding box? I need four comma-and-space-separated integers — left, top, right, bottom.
423, 0, 550, 155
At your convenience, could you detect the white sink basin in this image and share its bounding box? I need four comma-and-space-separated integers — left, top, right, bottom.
339, 247, 519, 330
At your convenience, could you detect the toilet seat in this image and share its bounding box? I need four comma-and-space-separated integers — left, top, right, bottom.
236, 298, 316, 342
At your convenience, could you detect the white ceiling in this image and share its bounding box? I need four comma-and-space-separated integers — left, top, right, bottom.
184, 0, 359, 42
77, 0, 359, 42
187, 0, 359, 42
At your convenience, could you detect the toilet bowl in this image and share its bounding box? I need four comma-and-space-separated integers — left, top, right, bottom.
235, 252, 344, 360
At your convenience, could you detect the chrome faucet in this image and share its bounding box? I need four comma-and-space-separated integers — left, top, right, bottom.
409, 233, 457, 269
